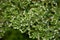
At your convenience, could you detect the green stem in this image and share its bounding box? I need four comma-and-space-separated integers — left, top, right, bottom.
37, 33, 40, 40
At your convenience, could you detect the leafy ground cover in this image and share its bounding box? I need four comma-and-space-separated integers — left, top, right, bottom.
0, 0, 60, 40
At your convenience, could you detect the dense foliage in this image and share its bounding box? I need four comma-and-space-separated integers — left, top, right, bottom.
0, 0, 60, 40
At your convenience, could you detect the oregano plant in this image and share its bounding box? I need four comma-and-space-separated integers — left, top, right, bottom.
0, 0, 60, 40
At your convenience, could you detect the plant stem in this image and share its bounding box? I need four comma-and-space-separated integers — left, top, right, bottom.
37, 33, 40, 40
